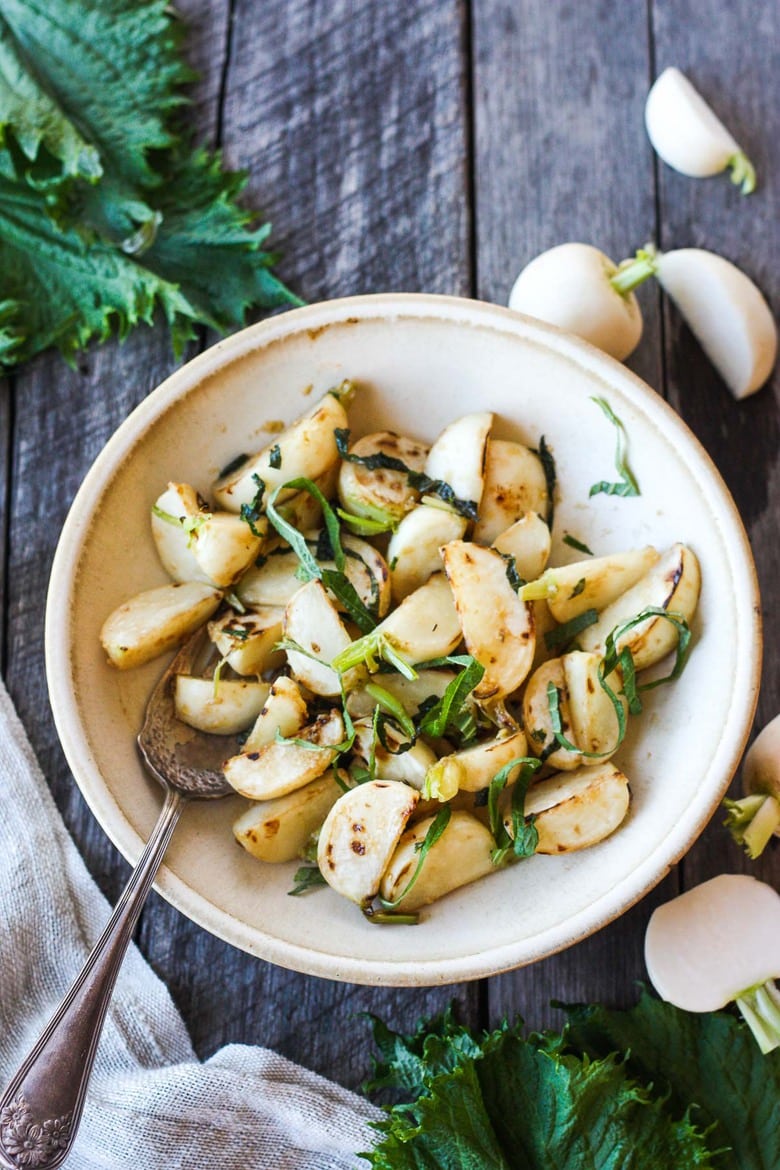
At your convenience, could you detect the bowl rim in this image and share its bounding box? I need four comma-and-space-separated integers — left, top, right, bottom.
45, 292, 762, 985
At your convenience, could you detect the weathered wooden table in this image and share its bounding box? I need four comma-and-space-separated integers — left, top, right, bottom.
3, 0, 777, 1091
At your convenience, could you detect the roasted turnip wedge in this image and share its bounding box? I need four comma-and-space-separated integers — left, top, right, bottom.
473, 440, 548, 545
346, 669, 459, 720
441, 540, 534, 700
579, 542, 700, 671
174, 676, 269, 735
213, 386, 350, 511
151, 483, 210, 584
425, 729, 529, 799
233, 771, 343, 864
423, 411, 492, 515
523, 652, 626, 770
508, 243, 645, 361
352, 718, 437, 789
645, 875, 780, 1054
387, 505, 467, 601
192, 513, 265, 587
337, 431, 429, 529
522, 546, 660, 624
509, 762, 630, 853
283, 579, 354, 696
333, 573, 462, 677
724, 714, 780, 858
317, 780, 419, 906
208, 608, 285, 676
243, 675, 309, 753
100, 582, 222, 669
492, 512, 551, 582
380, 811, 495, 912
654, 248, 777, 399
237, 531, 390, 616
645, 67, 756, 193
224, 708, 345, 800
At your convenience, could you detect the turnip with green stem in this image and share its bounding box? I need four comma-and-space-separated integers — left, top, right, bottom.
645, 67, 756, 193
724, 713, 780, 858
508, 242, 647, 361
645, 874, 780, 1054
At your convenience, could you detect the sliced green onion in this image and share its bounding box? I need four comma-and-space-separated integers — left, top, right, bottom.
589, 397, 640, 499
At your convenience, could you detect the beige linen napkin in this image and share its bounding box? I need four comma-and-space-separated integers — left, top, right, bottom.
0, 681, 380, 1169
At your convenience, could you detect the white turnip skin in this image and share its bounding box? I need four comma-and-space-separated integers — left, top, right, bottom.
508, 243, 644, 361
725, 714, 780, 858
645, 67, 756, 193
655, 248, 777, 398
645, 874, 780, 1053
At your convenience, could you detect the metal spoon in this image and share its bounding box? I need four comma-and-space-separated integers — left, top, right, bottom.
0, 630, 236, 1170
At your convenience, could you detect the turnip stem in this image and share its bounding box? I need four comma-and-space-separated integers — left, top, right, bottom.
736, 981, 780, 1054
610, 247, 658, 296
728, 151, 757, 195
723, 793, 780, 858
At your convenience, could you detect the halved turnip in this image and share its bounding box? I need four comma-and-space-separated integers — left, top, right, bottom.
223, 707, 345, 800
387, 505, 467, 602
645, 67, 756, 193
441, 540, 535, 701
512, 762, 630, 853
523, 652, 625, 770
645, 874, 780, 1053
174, 675, 269, 735
724, 714, 780, 858
151, 483, 210, 584
317, 780, 419, 906
100, 582, 223, 669
212, 387, 348, 511
192, 512, 265, 588
473, 440, 548, 545
522, 546, 660, 624
243, 675, 308, 752
654, 248, 777, 399
579, 542, 700, 671
283, 579, 354, 696
352, 718, 437, 789
208, 608, 285, 676
492, 512, 551, 582
337, 431, 429, 529
423, 411, 492, 514
508, 243, 645, 361
379, 811, 495, 912
233, 771, 343, 864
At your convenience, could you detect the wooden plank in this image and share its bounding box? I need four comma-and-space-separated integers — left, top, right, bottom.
0, 380, 10, 668
472, 0, 676, 1030
651, 0, 780, 891
219, 0, 472, 301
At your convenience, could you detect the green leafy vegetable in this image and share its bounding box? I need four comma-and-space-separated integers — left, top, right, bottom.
417, 658, 485, 741
378, 805, 452, 912
589, 397, 641, 499
0, 0, 298, 367
288, 865, 327, 897
363, 1002, 716, 1169
532, 435, 556, 529
487, 756, 541, 865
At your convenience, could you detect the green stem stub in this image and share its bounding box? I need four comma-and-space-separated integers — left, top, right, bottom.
723, 794, 780, 859
728, 151, 756, 195
736, 981, 780, 1054
609, 246, 658, 296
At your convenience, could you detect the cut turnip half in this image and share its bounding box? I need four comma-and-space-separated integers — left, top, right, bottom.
645, 67, 756, 193
655, 248, 777, 399
724, 714, 780, 858
508, 243, 644, 361
645, 874, 780, 1053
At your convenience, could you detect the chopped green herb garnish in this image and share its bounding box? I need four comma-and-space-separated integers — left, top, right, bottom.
365, 684, 417, 740
487, 757, 541, 866
268, 444, 282, 469
532, 435, 557, 529
288, 865, 327, 896
570, 577, 586, 599
499, 552, 524, 592
589, 396, 640, 499
544, 608, 599, 651
378, 805, 452, 913
239, 473, 266, 537
336, 507, 395, 536
219, 452, 250, 479
417, 657, 485, 741
563, 533, 594, 555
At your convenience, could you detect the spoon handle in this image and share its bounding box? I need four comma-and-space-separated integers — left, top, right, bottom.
0, 787, 185, 1170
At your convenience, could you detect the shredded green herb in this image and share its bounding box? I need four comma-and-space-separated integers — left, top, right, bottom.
239, 473, 266, 537
417, 658, 485, 742
487, 757, 541, 865
376, 805, 452, 915
532, 435, 557, 528
563, 533, 594, 555
544, 608, 599, 651
589, 396, 641, 498
268, 444, 282, 469
288, 865, 327, 896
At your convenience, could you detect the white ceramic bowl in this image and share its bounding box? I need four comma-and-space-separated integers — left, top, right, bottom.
46, 294, 761, 986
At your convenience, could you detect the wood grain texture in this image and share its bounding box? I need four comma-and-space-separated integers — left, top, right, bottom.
472, 0, 681, 1031
650, 0, 780, 893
